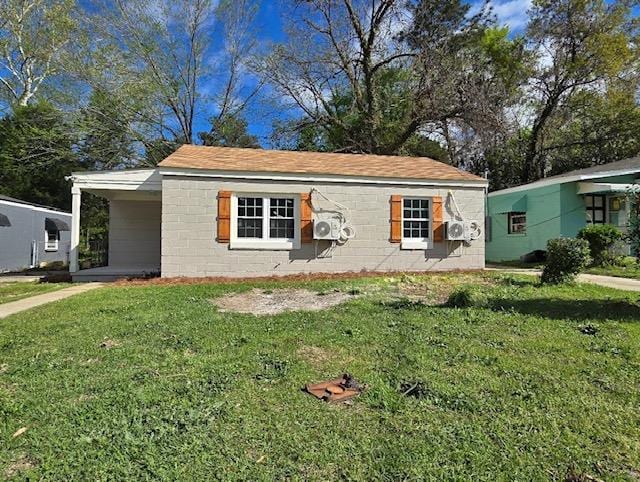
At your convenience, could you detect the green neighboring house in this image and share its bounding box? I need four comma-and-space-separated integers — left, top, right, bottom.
486, 158, 640, 262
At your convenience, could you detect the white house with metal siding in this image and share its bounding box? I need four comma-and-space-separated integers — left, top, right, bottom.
68, 145, 487, 281
0, 195, 72, 272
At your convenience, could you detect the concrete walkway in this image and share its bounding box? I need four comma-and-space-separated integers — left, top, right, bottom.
487, 268, 640, 292
0, 283, 103, 319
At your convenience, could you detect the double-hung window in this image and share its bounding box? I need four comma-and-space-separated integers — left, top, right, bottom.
231, 194, 300, 250
508, 212, 527, 234
45, 229, 59, 251
401, 197, 431, 249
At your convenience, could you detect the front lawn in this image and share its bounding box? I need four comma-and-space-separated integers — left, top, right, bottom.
0, 282, 70, 305
587, 258, 640, 280
1, 274, 639, 480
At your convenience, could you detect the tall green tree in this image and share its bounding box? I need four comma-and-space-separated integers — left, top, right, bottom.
78, 88, 136, 170
0, 102, 78, 209
0, 0, 77, 107
199, 114, 260, 148
264, 0, 525, 163
520, 0, 639, 183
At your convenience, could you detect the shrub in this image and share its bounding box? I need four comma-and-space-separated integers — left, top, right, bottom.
446, 286, 488, 308
629, 191, 640, 262
541, 238, 591, 284
577, 224, 622, 266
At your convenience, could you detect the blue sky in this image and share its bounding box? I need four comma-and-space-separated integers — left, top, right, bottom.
214, 0, 534, 147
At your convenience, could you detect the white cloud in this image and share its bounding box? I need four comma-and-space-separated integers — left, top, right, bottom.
487, 0, 532, 31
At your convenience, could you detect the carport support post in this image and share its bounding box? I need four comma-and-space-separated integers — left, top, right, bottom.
70, 187, 81, 273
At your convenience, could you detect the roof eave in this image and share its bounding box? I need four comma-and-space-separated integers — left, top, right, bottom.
158, 166, 488, 187
488, 168, 640, 197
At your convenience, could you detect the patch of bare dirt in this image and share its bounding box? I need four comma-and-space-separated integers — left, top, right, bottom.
4, 455, 36, 479
99, 338, 120, 349
213, 288, 357, 315
296, 345, 338, 368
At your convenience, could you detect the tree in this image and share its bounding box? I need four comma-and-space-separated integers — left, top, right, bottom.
0, 0, 76, 107
520, 0, 638, 183
199, 114, 260, 148
0, 102, 78, 209
214, 0, 263, 120
263, 0, 525, 162
261, 0, 420, 154
77, 88, 136, 170
89, 0, 214, 144
543, 86, 640, 175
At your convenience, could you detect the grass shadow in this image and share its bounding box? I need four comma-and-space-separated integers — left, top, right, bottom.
489, 297, 640, 322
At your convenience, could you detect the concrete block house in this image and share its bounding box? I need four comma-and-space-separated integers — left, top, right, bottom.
68, 146, 487, 281
486, 157, 640, 262
0, 195, 71, 272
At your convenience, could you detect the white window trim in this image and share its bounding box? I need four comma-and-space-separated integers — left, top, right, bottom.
230, 193, 301, 250
507, 212, 527, 235
401, 196, 432, 250
45, 229, 59, 252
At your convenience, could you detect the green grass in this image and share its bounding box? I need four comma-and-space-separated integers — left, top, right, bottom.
587, 258, 640, 280
1, 274, 639, 480
0, 282, 70, 305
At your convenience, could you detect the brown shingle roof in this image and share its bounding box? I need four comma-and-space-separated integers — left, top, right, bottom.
158, 145, 485, 182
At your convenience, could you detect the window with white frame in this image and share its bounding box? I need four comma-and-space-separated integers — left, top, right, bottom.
232, 195, 299, 249
402, 198, 430, 248
508, 212, 527, 234
45, 229, 59, 251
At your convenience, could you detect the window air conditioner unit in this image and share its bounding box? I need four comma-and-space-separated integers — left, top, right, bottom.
446, 220, 468, 241
313, 218, 341, 240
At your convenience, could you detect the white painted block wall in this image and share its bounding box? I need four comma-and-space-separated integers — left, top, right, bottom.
109, 200, 161, 268
161, 177, 485, 278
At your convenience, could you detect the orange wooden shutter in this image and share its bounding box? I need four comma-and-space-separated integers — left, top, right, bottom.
217, 191, 231, 243
432, 195, 444, 242
300, 192, 313, 243
390, 195, 402, 243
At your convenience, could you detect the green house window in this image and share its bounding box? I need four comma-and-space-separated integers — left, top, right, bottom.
508, 212, 527, 234
585, 195, 606, 225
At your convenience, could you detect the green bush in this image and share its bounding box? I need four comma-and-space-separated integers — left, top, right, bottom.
541, 238, 591, 284
577, 224, 622, 265
446, 286, 488, 308
629, 191, 640, 262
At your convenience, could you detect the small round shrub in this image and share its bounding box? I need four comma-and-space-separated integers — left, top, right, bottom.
541, 238, 591, 284
577, 224, 622, 266
446, 286, 488, 308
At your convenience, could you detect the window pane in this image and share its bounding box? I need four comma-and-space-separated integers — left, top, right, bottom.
509, 212, 526, 234
237, 218, 263, 238
403, 198, 429, 221
403, 220, 428, 239
268, 198, 294, 239
269, 218, 294, 238
237, 197, 264, 238
593, 196, 603, 208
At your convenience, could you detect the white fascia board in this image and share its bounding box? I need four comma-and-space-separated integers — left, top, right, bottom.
576, 182, 636, 194
70, 169, 162, 191
158, 167, 488, 188
488, 168, 640, 197
0, 199, 71, 216
69, 168, 159, 179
